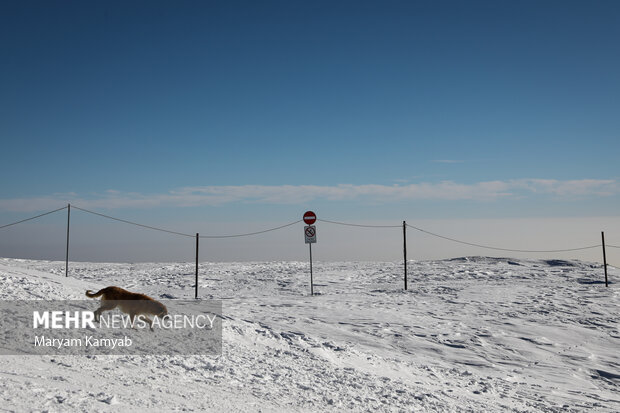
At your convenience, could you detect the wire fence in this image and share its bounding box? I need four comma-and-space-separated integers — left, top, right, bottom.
405, 223, 601, 254
0, 204, 616, 293
0, 206, 68, 230
72, 205, 195, 238
0, 205, 616, 253
199, 220, 302, 239
69, 205, 303, 239
317, 218, 401, 229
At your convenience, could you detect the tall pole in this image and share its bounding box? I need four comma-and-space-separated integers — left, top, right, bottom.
65, 204, 70, 277
195, 233, 199, 299
403, 221, 407, 290
309, 243, 314, 296
602, 231, 608, 288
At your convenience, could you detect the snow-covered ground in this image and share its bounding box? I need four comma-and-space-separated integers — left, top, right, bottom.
0, 257, 618, 412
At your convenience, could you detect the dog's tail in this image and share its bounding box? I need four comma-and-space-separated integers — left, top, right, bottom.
85, 289, 105, 298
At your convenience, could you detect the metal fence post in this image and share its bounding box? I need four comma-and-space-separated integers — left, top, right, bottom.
403, 221, 407, 290
195, 233, 199, 298
602, 232, 608, 287
65, 204, 70, 277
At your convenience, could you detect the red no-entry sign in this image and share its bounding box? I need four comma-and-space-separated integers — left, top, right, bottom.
303, 211, 317, 225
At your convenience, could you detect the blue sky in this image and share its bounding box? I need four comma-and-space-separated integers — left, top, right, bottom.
1, 0, 619, 261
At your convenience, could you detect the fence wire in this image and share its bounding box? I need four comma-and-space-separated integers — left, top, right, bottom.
317, 218, 401, 228
73, 206, 301, 239
199, 220, 302, 239
0, 206, 68, 230
72, 206, 194, 238
405, 223, 601, 254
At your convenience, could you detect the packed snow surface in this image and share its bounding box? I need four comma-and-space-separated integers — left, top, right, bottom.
0, 257, 618, 412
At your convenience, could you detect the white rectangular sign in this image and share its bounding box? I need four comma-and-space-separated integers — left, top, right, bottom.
304, 225, 316, 244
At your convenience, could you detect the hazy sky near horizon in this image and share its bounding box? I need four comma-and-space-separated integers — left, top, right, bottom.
1, 1, 619, 262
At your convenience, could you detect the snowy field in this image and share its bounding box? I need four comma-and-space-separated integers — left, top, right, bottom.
0, 256, 618, 412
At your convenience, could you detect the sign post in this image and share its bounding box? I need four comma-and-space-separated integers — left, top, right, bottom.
303, 211, 317, 296
309, 243, 313, 296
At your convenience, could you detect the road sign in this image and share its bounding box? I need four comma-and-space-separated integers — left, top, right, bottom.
303, 211, 317, 225
302, 213, 317, 296
304, 225, 316, 244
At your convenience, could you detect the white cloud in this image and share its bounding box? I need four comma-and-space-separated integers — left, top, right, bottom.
512, 179, 618, 197
0, 179, 617, 212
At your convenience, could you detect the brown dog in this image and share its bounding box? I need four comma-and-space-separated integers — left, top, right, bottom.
86, 286, 168, 329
